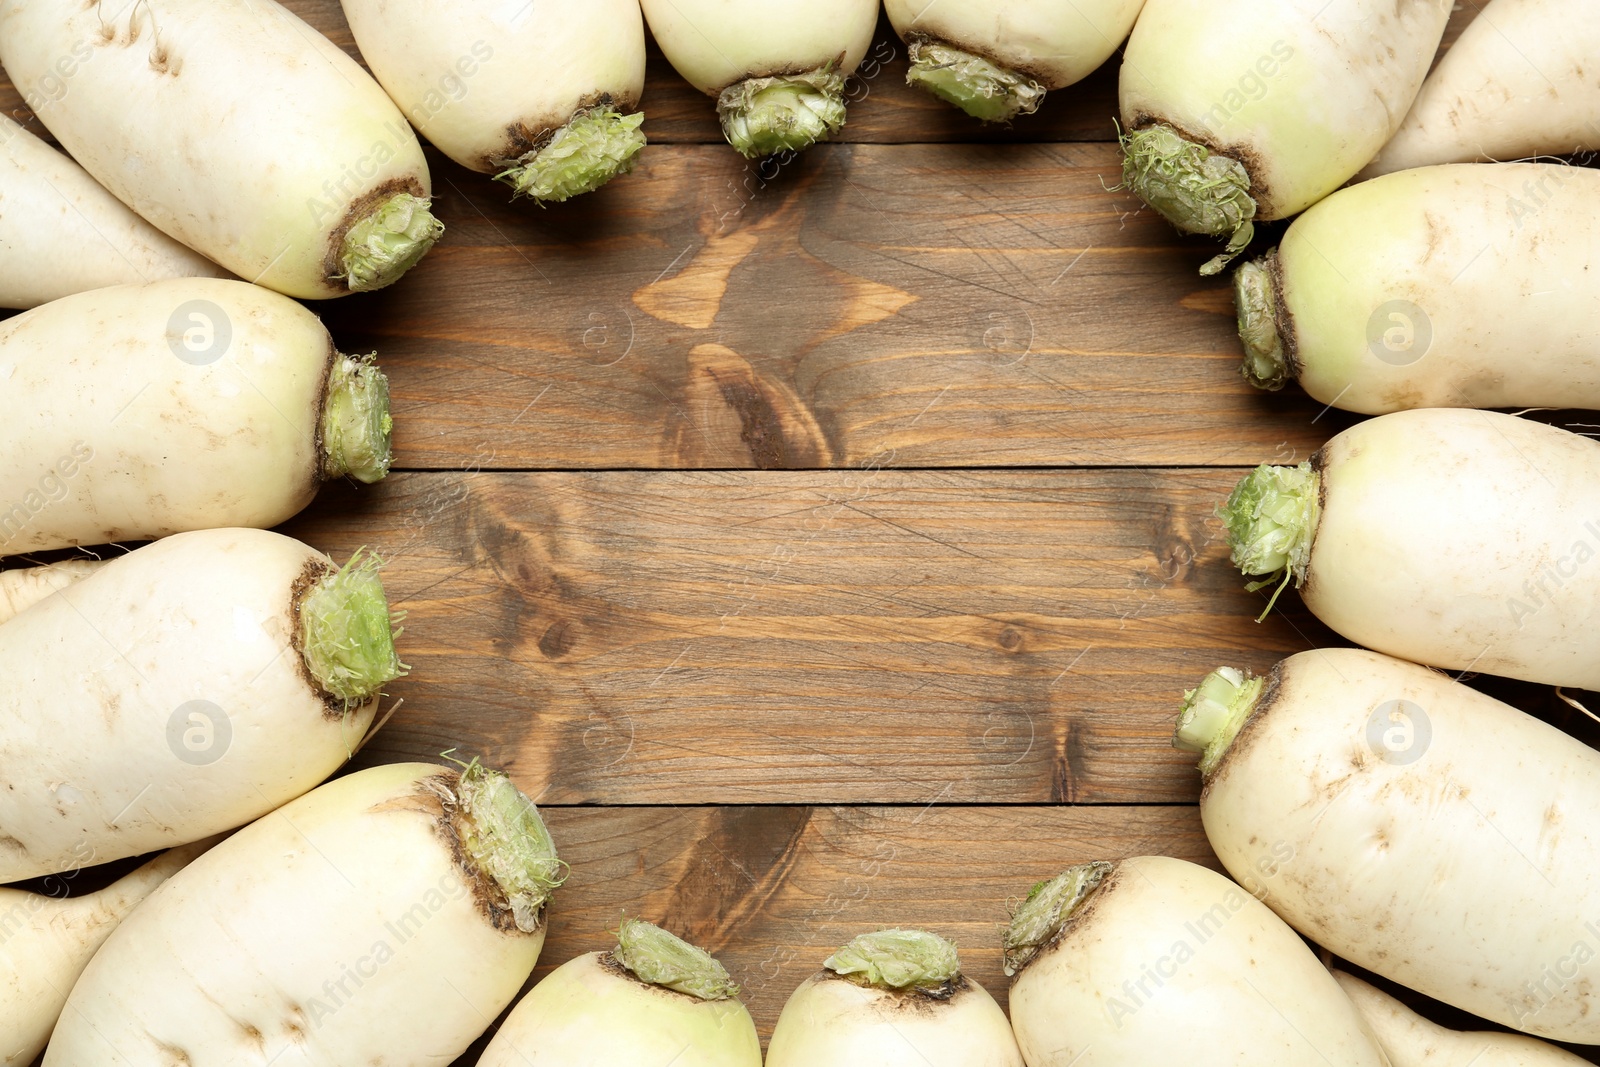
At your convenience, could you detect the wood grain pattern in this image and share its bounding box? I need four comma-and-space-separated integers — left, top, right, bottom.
283, 469, 1599, 807
317, 140, 1356, 471
287, 468, 1320, 805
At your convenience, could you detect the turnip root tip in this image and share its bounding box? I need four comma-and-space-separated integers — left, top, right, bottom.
717, 67, 848, 158
825, 928, 961, 992
1120, 124, 1256, 275
612, 917, 740, 999
1219, 461, 1318, 617
1175, 666, 1263, 777
454, 759, 565, 932
300, 550, 406, 708
338, 192, 444, 293
322, 354, 394, 484
1001, 861, 1113, 976
496, 107, 647, 204
905, 38, 1046, 123
1234, 253, 1288, 390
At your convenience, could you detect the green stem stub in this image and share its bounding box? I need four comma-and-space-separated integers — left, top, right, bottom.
717, 66, 848, 158
1218, 461, 1320, 620
299, 549, 406, 709
1120, 123, 1256, 276
1003, 862, 1114, 976
1235, 253, 1289, 391
825, 929, 962, 993
456, 760, 564, 934
339, 192, 444, 293
612, 918, 740, 1001
321, 353, 393, 484
905, 38, 1046, 123
1175, 667, 1264, 778
496, 108, 647, 204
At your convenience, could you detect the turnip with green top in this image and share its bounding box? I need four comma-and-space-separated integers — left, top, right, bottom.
478, 919, 761, 1067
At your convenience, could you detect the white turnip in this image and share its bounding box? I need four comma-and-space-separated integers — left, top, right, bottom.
1334, 970, 1592, 1066
1004, 855, 1390, 1066
340, 0, 646, 204
765, 929, 1023, 1067
1119, 0, 1451, 273
44, 760, 561, 1066
0, 114, 224, 309
478, 918, 761, 1067
1177, 648, 1600, 1042
0, 529, 403, 882
1221, 409, 1600, 688
639, 0, 878, 158
1233, 162, 1600, 409
1, 839, 212, 1067
0, 278, 391, 556
0, 0, 442, 299
1363, 0, 1600, 176
883, 0, 1146, 122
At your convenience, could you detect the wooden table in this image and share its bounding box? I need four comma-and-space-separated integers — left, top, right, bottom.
8, 3, 1600, 1062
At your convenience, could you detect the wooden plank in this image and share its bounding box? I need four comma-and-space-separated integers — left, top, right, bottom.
290, 469, 1599, 805
0, 3, 1479, 147
496, 803, 1217, 1051
290, 467, 1329, 805
318, 140, 1353, 471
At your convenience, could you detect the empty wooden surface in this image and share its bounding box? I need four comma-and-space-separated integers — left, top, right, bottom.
6, 0, 1600, 1062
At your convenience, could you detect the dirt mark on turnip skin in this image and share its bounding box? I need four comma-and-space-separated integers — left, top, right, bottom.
288, 556, 341, 718
811, 970, 973, 1014
320, 177, 429, 284
491, 90, 641, 171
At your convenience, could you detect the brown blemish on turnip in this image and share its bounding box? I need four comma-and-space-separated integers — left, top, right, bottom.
418, 770, 547, 937
320, 178, 428, 289
489, 91, 639, 172
815, 968, 974, 1013
288, 556, 341, 718
1125, 114, 1278, 217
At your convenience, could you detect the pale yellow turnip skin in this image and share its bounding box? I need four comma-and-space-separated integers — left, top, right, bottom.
0, 278, 339, 555
1271, 163, 1600, 413
0, 839, 212, 1067
639, 0, 878, 94
0, 529, 378, 883
1007, 856, 1389, 1067
1201, 649, 1600, 1042
478, 952, 762, 1067
883, 0, 1146, 89
0, 560, 104, 626
341, 0, 645, 174
765, 971, 1023, 1067
44, 763, 547, 1067
0, 115, 225, 309
1120, 0, 1451, 219
1303, 409, 1600, 690
1333, 971, 1593, 1066
1363, 0, 1600, 176
0, 0, 432, 300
